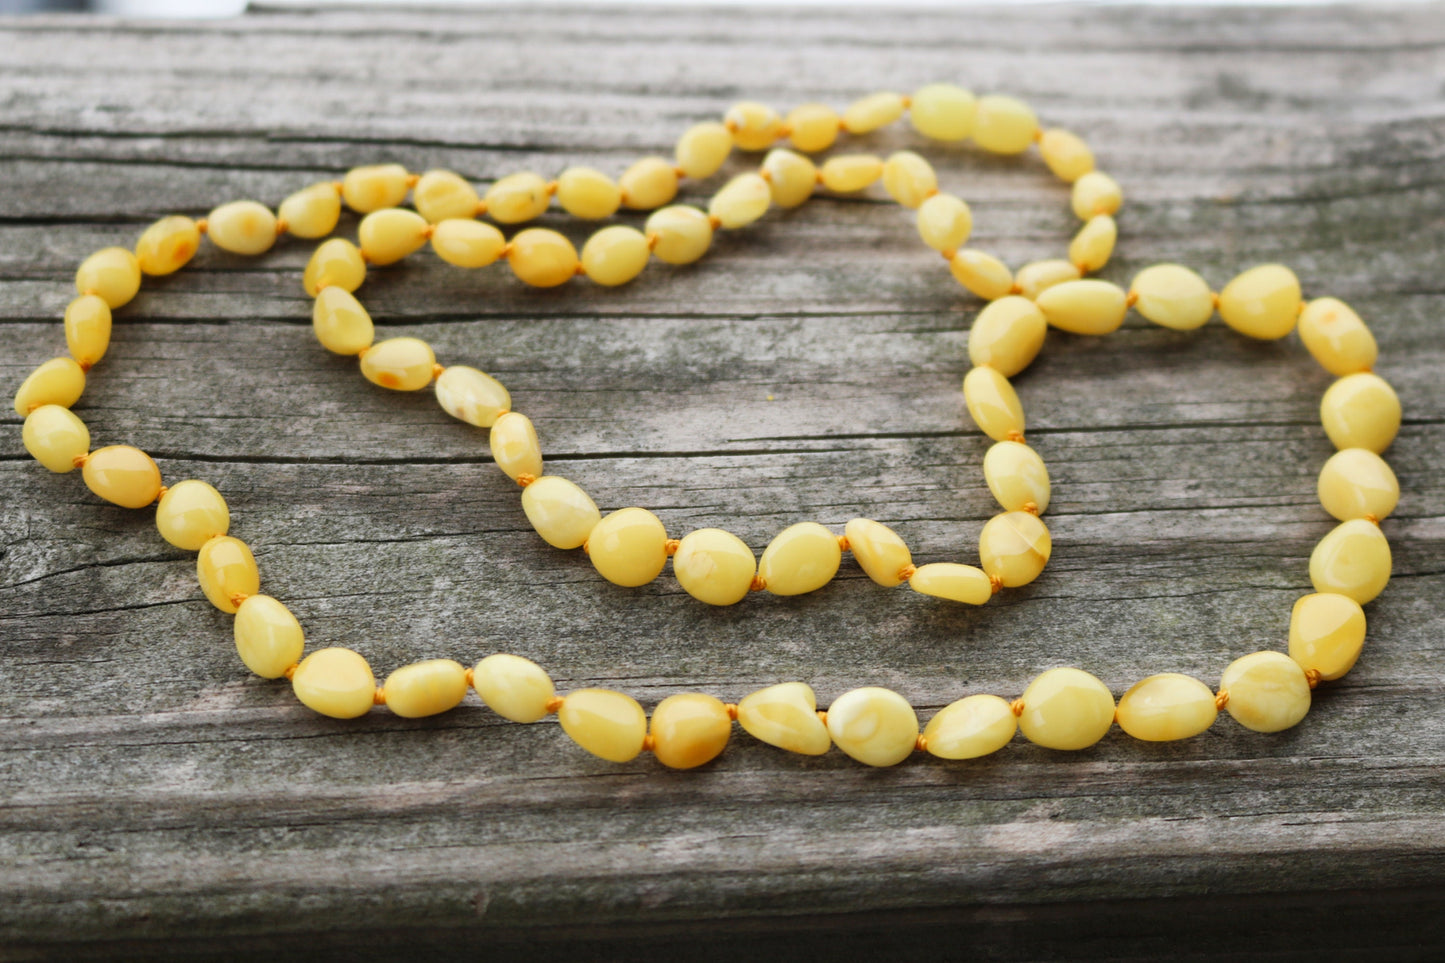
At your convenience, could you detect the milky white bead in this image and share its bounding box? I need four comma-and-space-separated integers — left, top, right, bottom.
472, 653, 555, 723
708, 173, 771, 229
485, 171, 551, 223
843, 91, 906, 134
1298, 297, 1378, 375
725, 101, 783, 151
1289, 592, 1366, 681
206, 200, 277, 256
761, 149, 817, 209
81, 445, 161, 509
555, 166, 622, 220
820, 154, 883, 193
923, 694, 1017, 759
972, 95, 1038, 154
14, 357, 85, 416
22, 405, 89, 473
1035, 279, 1128, 336
672, 527, 756, 606
558, 688, 647, 762
949, 249, 1013, 301
983, 440, 1050, 513
1320, 372, 1401, 453
618, 157, 679, 210
1318, 447, 1399, 522
63, 294, 112, 369
1014, 259, 1081, 301
1070, 171, 1122, 220
909, 83, 976, 141
312, 287, 374, 356
342, 164, 409, 214
908, 562, 993, 604
843, 518, 912, 588
645, 206, 713, 265
881, 151, 937, 209
962, 365, 1024, 442
75, 247, 141, 308
358, 208, 430, 266
1217, 264, 1301, 340
1017, 667, 1114, 750
292, 647, 375, 720
979, 511, 1051, 587
737, 682, 830, 755
1219, 651, 1310, 733
1115, 673, 1217, 742
233, 594, 304, 679
360, 337, 435, 391
1068, 215, 1117, 272
1128, 263, 1214, 331
430, 219, 506, 269
758, 522, 842, 596
588, 507, 668, 587
969, 295, 1047, 378
507, 228, 579, 288
303, 238, 366, 296
675, 121, 733, 180
650, 693, 732, 770
1309, 518, 1391, 605
155, 479, 230, 550
135, 215, 201, 276
435, 365, 510, 428
413, 169, 479, 223
916, 193, 973, 253
826, 687, 918, 767
490, 411, 542, 481
384, 659, 468, 719
1038, 128, 1095, 183
581, 225, 651, 287
521, 476, 600, 550
278, 181, 343, 238
196, 535, 259, 614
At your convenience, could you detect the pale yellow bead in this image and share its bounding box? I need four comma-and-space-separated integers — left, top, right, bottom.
206, 200, 277, 256
435, 365, 510, 428
923, 694, 1017, 759
758, 522, 842, 596
1070, 171, 1123, 220
383, 659, 468, 719
1297, 297, 1377, 375
292, 647, 375, 720
725, 101, 783, 151
485, 171, 551, 224
983, 440, 1050, 514
1321, 372, 1401, 453
588, 507, 668, 587
819, 154, 883, 193
1318, 448, 1398, 522
233, 594, 304, 679
1309, 518, 1391, 605
650, 693, 732, 769
1289, 592, 1366, 681
949, 249, 1013, 301
907, 562, 993, 604
826, 687, 918, 767
521, 476, 600, 550
1039, 128, 1095, 183
155, 479, 229, 551
761, 149, 817, 209
430, 219, 506, 269
1128, 263, 1214, 331
1068, 215, 1117, 273
507, 228, 578, 288
558, 688, 648, 762
737, 682, 831, 755
618, 157, 679, 211
135, 215, 201, 276
844, 518, 912, 587
675, 121, 734, 180
581, 225, 650, 287
644, 206, 713, 265
1014, 259, 1082, 301
909, 83, 976, 142
360, 337, 435, 391
880, 151, 937, 210
63, 295, 112, 369
962, 365, 1025, 442
14, 357, 85, 416
82, 445, 161, 509
708, 173, 771, 229
968, 297, 1047, 378
75, 247, 141, 308
1219, 651, 1310, 733
303, 238, 366, 296
472, 653, 555, 723
785, 103, 840, 153
312, 287, 374, 356
358, 208, 430, 266
555, 166, 621, 220
278, 181, 343, 239
342, 163, 410, 214
1018, 667, 1114, 750
972, 95, 1039, 155
672, 528, 756, 606
413, 169, 480, 224
22, 405, 89, 474
1035, 279, 1128, 336
196, 535, 259, 614
1217, 264, 1301, 340
917, 193, 973, 253
1115, 673, 1217, 742
490, 411, 543, 481
841, 92, 903, 134
979, 510, 1052, 588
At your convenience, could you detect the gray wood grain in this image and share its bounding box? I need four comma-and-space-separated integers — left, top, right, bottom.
1, 2, 1443, 958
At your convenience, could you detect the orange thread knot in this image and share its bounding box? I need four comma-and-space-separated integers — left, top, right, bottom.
1009, 699, 1025, 717
1214, 690, 1230, 710
664, 539, 681, 557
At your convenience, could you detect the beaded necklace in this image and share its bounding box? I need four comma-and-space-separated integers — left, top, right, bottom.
15, 85, 1401, 769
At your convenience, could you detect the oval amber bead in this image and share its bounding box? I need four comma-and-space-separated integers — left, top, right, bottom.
724, 101, 783, 151
1017, 668, 1115, 750
1320, 372, 1401, 453
507, 228, 578, 288
558, 688, 648, 762
1068, 215, 1117, 272
472, 653, 555, 723
983, 440, 1051, 514
196, 535, 260, 613
917, 193, 973, 253
430, 219, 506, 269
650, 693, 732, 769
555, 166, 621, 220
962, 366, 1025, 442
672, 528, 756, 606
303, 238, 366, 296
758, 522, 842, 596
490, 411, 543, 481
1034, 279, 1128, 336
581, 225, 651, 287
75, 247, 141, 308
135, 215, 201, 276
413, 169, 480, 223
827, 687, 918, 767
341, 163, 410, 213
1318, 448, 1398, 521
619, 157, 679, 211
588, 507, 668, 587
1220, 651, 1310, 733
358, 208, 430, 266
908, 562, 993, 604
1115, 673, 1217, 742
1129, 263, 1214, 331
708, 173, 771, 229
844, 518, 912, 588
292, 647, 376, 720
1217, 264, 1301, 340
22, 405, 89, 473
435, 365, 510, 428
909, 82, 976, 141
207, 200, 277, 256
979, 511, 1051, 587
485, 171, 551, 223
1289, 592, 1366, 681
843, 91, 906, 134
736, 682, 830, 755
155, 479, 230, 550
645, 206, 713, 265
923, 694, 1017, 759
1039, 128, 1095, 183
14, 357, 85, 416
64, 294, 112, 369
1014, 259, 1081, 301
675, 121, 733, 180
82, 445, 161, 509
384, 659, 468, 718
1070, 171, 1123, 220
972, 95, 1038, 154
1309, 518, 1391, 604
233, 594, 304, 679
785, 102, 841, 153
278, 181, 343, 239
360, 337, 435, 391
521, 475, 600, 550
312, 287, 374, 356
1298, 297, 1378, 376
761, 149, 817, 209
881, 151, 937, 209
949, 249, 1013, 301
819, 154, 883, 193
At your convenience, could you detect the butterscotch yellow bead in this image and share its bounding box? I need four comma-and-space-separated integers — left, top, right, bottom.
949, 249, 1014, 301
1289, 593, 1366, 681
580, 225, 650, 287
979, 510, 1051, 588
1219, 651, 1310, 733
588, 507, 668, 587
909, 83, 976, 142
725, 101, 783, 151
485, 171, 551, 224
1309, 518, 1391, 605
342, 163, 410, 214
1068, 215, 1117, 272
75, 247, 141, 308
1298, 297, 1378, 375
785, 102, 841, 153
962, 365, 1025, 442
435, 365, 510, 428
737, 682, 830, 755
908, 562, 993, 604
1039, 128, 1095, 183
63, 295, 112, 369
278, 181, 343, 239
555, 166, 622, 220
233, 594, 304, 679
135, 215, 201, 276
14, 357, 85, 417
761, 149, 817, 209
843, 518, 912, 588
1070, 171, 1123, 221
383, 659, 469, 719
22, 405, 89, 474
672, 528, 756, 606
1217, 263, 1302, 339
358, 208, 430, 266
644, 206, 713, 265
843, 91, 906, 134
1115, 674, 1217, 742
490, 411, 543, 481
983, 440, 1050, 513
292, 647, 375, 720
972, 95, 1038, 155
521, 476, 600, 550
1318, 448, 1398, 521
1321, 372, 1401, 453
708, 173, 771, 229
650, 693, 732, 769
1129, 263, 1214, 331
413, 169, 479, 223
360, 336, 434, 391
923, 694, 1017, 759
558, 688, 648, 762
968, 297, 1046, 378
675, 121, 733, 180
82, 444, 161, 509
155, 479, 229, 551
826, 687, 918, 767
1014, 259, 1082, 301
206, 200, 277, 256
618, 157, 679, 211
758, 522, 842, 596
507, 228, 578, 288
917, 193, 972, 252
312, 287, 374, 356
880, 151, 937, 210
472, 653, 555, 723
1035, 279, 1128, 336
303, 238, 366, 296
196, 535, 259, 614
430, 219, 506, 269
1017, 668, 1114, 750
819, 154, 883, 193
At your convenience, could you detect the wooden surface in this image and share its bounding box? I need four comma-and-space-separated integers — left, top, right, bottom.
2, 3, 1444, 959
